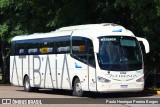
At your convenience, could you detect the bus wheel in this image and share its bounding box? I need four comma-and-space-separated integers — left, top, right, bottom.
73, 78, 83, 97
24, 76, 33, 92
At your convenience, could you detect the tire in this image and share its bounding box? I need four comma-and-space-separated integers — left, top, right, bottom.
73, 78, 83, 97
24, 76, 33, 92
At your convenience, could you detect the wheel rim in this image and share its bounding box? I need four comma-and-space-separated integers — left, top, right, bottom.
25, 80, 30, 90
75, 83, 82, 94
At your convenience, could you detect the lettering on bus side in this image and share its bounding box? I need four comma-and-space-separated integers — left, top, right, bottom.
19, 56, 26, 85
11, 54, 72, 89
44, 55, 54, 88
33, 55, 41, 87
11, 56, 19, 85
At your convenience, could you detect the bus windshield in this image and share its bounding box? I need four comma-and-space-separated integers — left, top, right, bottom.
97, 36, 142, 71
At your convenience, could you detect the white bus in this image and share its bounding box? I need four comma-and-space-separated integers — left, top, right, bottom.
10, 23, 150, 96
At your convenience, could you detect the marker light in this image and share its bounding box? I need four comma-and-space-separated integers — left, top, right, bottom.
112, 29, 122, 32
41, 47, 48, 53
79, 45, 85, 52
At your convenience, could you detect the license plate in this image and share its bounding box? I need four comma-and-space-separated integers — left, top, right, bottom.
121, 85, 128, 88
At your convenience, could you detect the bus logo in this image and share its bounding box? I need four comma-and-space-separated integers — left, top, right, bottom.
75, 63, 82, 68
110, 75, 137, 78
121, 85, 128, 88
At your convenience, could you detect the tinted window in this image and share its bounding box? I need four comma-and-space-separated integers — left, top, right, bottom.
98, 36, 142, 71
54, 36, 70, 54
26, 40, 40, 55
71, 37, 95, 67
15, 41, 27, 55
12, 36, 70, 55
39, 38, 54, 54
11, 42, 15, 55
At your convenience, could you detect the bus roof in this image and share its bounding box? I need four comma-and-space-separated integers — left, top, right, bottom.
56, 23, 119, 31
11, 23, 135, 41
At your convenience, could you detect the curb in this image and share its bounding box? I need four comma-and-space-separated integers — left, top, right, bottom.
143, 89, 160, 95
0, 80, 11, 85
0, 83, 11, 86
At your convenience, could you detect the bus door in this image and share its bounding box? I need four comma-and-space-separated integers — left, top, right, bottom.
88, 65, 96, 91
88, 45, 97, 91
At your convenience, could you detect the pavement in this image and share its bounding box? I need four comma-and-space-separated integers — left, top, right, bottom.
0, 86, 127, 107
1, 83, 160, 95
0, 86, 160, 107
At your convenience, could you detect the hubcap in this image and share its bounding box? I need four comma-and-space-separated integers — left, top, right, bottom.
25, 80, 29, 89
76, 83, 82, 92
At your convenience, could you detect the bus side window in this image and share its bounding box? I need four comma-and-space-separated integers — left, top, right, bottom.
54, 36, 70, 54
15, 43, 19, 55
26, 40, 40, 55
72, 37, 96, 68
88, 40, 96, 67
72, 37, 88, 63
15, 41, 26, 55
11, 42, 15, 55
19, 49, 25, 55
39, 38, 54, 54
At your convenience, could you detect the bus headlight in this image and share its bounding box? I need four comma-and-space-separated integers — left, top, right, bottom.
98, 76, 110, 83
136, 76, 144, 82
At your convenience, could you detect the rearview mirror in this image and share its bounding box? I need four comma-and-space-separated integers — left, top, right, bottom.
136, 37, 150, 53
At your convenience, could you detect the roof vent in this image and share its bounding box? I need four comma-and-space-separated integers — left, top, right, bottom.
103, 23, 119, 26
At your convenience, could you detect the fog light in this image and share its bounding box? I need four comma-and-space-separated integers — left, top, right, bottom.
98, 76, 110, 83
136, 76, 144, 82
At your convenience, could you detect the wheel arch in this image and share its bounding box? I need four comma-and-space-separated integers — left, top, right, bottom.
72, 75, 79, 89
23, 74, 29, 86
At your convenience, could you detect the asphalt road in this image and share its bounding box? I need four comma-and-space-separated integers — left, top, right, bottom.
0, 86, 160, 107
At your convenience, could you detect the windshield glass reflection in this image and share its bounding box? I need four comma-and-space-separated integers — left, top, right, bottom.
97, 36, 142, 71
